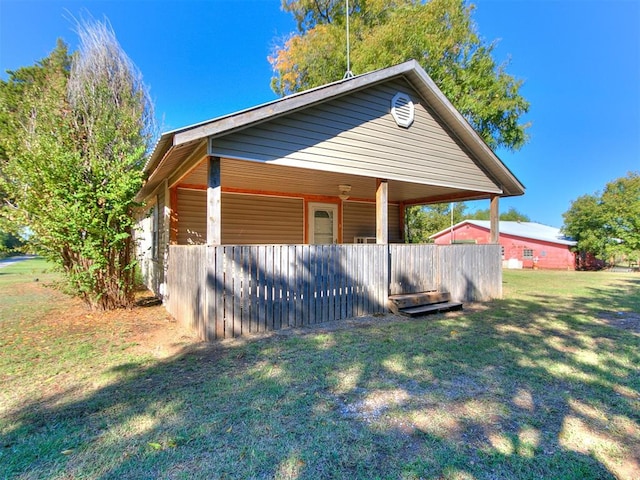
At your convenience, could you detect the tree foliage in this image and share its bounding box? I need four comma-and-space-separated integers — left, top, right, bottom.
562, 172, 640, 261
405, 202, 467, 243
405, 203, 530, 242
271, 0, 529, 150
0, 230, 23, 255
465, 206, 530, 222
0, 20, 154, 309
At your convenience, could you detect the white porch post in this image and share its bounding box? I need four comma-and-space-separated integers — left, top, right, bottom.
376, 179, 388, 244
207, 156, 221, 245
490, 194, 499, 244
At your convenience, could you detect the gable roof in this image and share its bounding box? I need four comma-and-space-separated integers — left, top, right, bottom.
431, 220, 577, 246
139, 60, 525, 201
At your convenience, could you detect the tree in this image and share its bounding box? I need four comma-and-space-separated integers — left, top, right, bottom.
405, 202, 467, 242
0, 230, 23, 255
465, 206, 530, 222
0, 20, 154, 309
271, 0, 529, 150
563, 172, 640, 262
405, 206, 431, 243
405, 203, 530, 242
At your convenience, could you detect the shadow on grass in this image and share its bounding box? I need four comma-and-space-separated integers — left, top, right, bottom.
2, 277, 639, 479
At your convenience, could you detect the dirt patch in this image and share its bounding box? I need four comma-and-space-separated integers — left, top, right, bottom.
7, 279, 476, 358
9, 282, 200, 359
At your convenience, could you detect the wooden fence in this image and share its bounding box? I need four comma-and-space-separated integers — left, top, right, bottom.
166, 243, 501, 340
167, 244, 388, 340
389, 244, 502, 300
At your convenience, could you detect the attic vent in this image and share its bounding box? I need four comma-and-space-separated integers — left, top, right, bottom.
391, 92, 414, 128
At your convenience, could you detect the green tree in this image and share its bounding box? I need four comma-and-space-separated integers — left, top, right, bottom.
0, 230, 23, 255
405, 206, 431, 243
405, 202, 467, 242
0, 21, 154, 309
563, 172, 640, 262
271, 0, 529, 150
466, 206, 530, 222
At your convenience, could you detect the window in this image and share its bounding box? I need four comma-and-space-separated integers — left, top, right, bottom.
501, 246, 505, 258
523, 249, 534, 259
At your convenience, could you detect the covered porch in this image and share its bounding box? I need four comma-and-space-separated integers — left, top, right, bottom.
167, 153, 503, 247
135, 60, 524, 340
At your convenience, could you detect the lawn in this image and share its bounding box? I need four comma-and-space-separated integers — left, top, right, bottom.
1, 260, 638, 479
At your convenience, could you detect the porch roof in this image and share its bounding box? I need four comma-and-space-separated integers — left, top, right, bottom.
138, 60, 525, 203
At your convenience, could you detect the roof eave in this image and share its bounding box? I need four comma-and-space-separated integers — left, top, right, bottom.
402, 68, 525, 197
141, 60, 525, 200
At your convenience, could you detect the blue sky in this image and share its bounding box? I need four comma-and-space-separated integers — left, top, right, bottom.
1, 0, 638, 228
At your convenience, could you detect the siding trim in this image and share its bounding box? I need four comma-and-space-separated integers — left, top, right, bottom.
177, 183, 400, 205
178, 183, 400, 205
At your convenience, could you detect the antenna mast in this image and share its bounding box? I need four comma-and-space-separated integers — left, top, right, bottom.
343, 0, 354, 79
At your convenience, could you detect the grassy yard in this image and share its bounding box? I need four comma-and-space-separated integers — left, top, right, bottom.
1, 260, 638, 479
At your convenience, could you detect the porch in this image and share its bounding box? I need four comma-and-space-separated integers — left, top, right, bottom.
166, 243, 501, 340
136, 62, 524, 341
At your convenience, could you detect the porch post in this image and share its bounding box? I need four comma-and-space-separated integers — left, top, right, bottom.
376, 179, 388, 244
490, 194, 499, 243
398, 202, 406, 243
207, 156, 222, 245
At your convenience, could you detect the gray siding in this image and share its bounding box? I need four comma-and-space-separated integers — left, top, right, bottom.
177, 188, 207, 245
222, 194, 303, 244
210, 79, 498, 193
137, 190, 167, 297
176, 189, 304, 245
343, 201, 402, 243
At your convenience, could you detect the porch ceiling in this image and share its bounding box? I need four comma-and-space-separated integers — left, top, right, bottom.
179, 157, 494, 205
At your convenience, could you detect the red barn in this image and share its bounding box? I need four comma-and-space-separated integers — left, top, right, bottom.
430, 221, 577, 270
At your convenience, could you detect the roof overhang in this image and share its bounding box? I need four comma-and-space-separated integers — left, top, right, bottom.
138, 60, 525, 202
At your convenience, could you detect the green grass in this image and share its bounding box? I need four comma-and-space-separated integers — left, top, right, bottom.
1, 262, 639, 479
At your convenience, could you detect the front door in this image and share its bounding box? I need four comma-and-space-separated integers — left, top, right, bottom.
308, 203, 338, 244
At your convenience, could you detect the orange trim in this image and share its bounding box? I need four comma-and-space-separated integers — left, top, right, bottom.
342, 196, 379, 204
403, 191, 491, 206
178, 183, 207, 190
223, 186, 343, 204
178, 184, 350, 203
175, 184, 400, 205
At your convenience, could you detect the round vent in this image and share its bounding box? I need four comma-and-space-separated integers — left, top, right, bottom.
391, 92, 415, 128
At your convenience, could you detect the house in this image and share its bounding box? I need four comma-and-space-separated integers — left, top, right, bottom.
135, 60, 525, 340
430, 220, 577, 270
